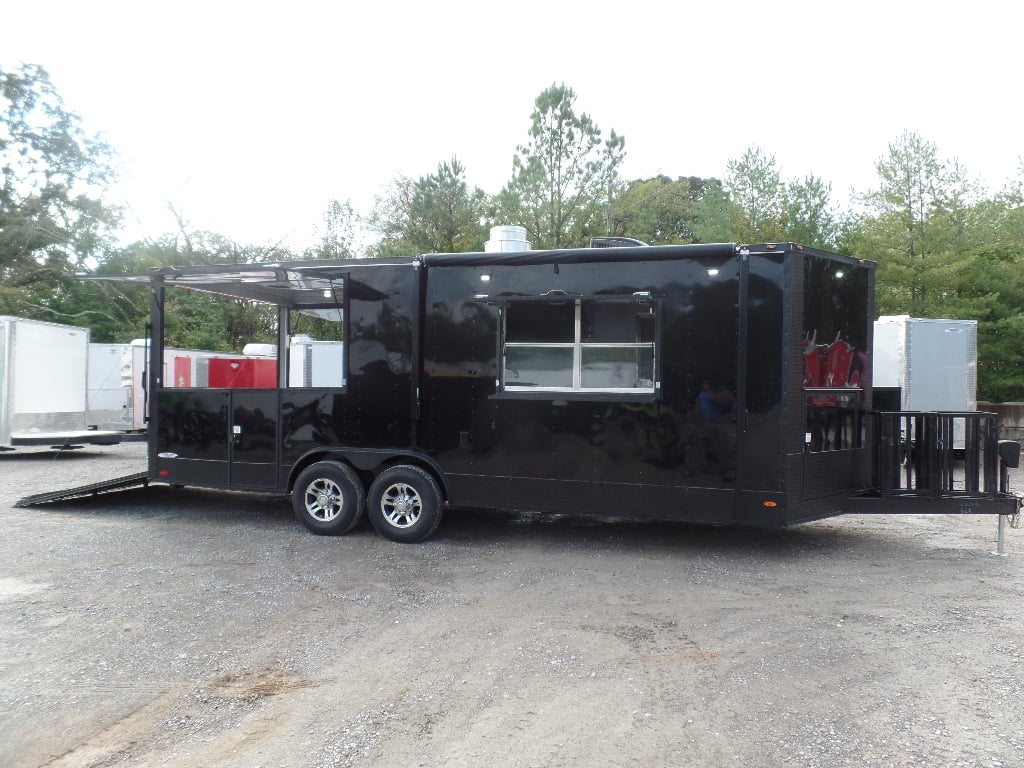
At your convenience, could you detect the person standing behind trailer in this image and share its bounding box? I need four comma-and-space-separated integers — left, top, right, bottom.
685, 379, 737, 480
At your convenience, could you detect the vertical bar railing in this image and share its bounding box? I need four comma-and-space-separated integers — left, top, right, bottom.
875, 412, 1001, 499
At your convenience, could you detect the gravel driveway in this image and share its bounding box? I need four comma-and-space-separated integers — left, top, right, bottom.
1, 443, 1022, 768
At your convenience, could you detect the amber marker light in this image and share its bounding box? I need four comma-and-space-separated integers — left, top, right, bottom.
762, 501, 778, 508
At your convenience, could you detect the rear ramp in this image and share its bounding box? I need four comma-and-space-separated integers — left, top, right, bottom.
15, 472, 150, 507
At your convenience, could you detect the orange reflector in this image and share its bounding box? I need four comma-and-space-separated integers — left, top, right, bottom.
762, 501, 778, 508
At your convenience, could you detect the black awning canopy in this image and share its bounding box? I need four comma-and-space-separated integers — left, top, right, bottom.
158, 265, 344, 309
86, 260, 400, 309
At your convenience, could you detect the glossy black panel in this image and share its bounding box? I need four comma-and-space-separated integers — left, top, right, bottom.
803, 258, 870, 353
157, 389, 230, 462
421, 256, 744, 512
230, 390, 279, 488
798, 256, 873, 497
742, 253, 785, 488
448, 474, 737, 525
156, 389, 230, 487
277, 263, 419, 469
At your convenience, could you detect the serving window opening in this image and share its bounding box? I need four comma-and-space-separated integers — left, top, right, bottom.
501, 298, 657, 394
157, 267, 348, 390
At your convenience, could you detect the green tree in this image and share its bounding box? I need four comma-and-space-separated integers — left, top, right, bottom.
611, 175, 702, 245
688, 180, 742, 244
367, 174, 415, 257
369, 160, 486, 256
308, 199, 361, 259
84, 226, 297, 349
407, 158, 486, 253
0, 64, 120, 317
495, 83, 625, 249
850, 131, 978, 317
785, 175, 839, 249
82, 237, 209, 343
162, 289, 277, 352
724, 146, 787, 243
841, 132, 1024, 401
953, 174, 1024, 401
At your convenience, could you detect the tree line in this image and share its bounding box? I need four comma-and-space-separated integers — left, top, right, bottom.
3, 64, 1023, 400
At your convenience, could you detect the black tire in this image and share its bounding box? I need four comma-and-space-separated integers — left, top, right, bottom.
366, 465, 444, 543
292, 461, 365, 535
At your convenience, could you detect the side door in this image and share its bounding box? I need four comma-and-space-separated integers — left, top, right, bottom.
155, 389, 231, 487
228, 389, 279, 490
154, 388, 279, 491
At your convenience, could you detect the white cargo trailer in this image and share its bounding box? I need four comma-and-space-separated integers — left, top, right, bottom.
873, 315, 978, 449
87, 342, 134, 431
873, 315, 977, 412
88, 340, 161, 432
1, 316, 121, 449
288, 336, 344, 387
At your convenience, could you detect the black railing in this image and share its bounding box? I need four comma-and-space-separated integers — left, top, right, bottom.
874, 411, 1001, 498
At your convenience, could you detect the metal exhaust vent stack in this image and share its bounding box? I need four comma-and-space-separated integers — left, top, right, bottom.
485, 225, 531, 253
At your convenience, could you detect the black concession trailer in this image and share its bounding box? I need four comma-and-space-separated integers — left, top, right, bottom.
47, 241, 1019, 541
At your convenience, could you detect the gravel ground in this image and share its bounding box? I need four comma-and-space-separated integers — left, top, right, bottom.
1, 442, 1023, 768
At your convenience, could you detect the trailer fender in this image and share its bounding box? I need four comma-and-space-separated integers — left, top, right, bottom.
287, 448, 451, 500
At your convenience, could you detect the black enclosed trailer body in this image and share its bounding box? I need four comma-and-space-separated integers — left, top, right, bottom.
106, 242, 1015, 541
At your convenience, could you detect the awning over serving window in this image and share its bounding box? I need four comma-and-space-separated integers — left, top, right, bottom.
83, 261, 396, 308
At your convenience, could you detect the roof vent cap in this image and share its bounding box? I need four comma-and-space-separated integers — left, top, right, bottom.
485, 225, 531, 253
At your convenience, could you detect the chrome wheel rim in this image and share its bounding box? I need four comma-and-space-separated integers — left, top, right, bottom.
380, 482, 422, 528
304, 478, 344, 522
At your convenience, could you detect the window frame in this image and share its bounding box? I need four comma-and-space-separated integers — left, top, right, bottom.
284, 273, 349, 390
497, 296, 661, 400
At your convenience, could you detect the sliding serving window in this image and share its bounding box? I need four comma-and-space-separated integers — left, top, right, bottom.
502, 298, 657, 394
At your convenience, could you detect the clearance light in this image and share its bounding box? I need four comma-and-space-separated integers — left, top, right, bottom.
159, 470, 170, 477
762, 501, 778, 508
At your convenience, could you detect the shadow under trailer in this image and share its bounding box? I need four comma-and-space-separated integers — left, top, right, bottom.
19, 239, 1021, 542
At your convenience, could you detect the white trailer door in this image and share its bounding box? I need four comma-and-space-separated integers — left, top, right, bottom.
14, 323, 88, 416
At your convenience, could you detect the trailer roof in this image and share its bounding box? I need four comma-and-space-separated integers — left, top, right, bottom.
421, 242, 739, 266
86, 243, 870, 306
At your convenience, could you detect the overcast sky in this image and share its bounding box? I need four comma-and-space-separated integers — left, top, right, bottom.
2, 1, 1021, 250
